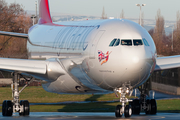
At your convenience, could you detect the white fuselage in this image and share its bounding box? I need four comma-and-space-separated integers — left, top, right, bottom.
27, 19, 156, 93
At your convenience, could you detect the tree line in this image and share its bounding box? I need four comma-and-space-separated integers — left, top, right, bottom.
0, 0, 32, 58
149, 9, 180, 56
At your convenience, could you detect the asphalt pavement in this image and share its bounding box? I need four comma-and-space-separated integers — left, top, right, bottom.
1, 112, 180, 120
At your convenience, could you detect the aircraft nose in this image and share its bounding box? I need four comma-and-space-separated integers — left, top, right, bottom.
101, 47, 150, 88
118, 47, 152, 87
132, 56, 140, 64
121, 47, 146, 72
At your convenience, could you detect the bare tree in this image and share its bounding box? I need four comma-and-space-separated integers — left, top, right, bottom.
176, 11, 180, 30
101, 6, 107, 19
148, 9, 178, 56
148, 28, 154, 37
120, 9, 125, 19
171, 11, 180, 55
0, 0, 32, 58
153, 9, 166, 55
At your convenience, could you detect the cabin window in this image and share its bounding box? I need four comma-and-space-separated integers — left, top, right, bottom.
114, 39, 120, 46
121, 40, 132, 46
143, 38, 150, 46
109, 39, 117, 46
133, 39, 143, 46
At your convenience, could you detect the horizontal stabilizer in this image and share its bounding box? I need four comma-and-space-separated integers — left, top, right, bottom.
0, 31, 28, 38
155, 55, 180, 71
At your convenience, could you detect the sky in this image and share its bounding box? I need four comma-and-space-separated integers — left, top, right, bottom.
6, 0, 180, 21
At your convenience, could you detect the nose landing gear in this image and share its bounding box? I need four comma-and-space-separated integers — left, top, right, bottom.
114, 84, 133, 118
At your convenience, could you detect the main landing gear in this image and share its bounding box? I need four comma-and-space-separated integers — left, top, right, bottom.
114, 82, 157, 118
2, 72, 34, 116
138, 82, 157, 115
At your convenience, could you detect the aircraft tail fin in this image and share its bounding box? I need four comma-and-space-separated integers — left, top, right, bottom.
38, 0, 52, 24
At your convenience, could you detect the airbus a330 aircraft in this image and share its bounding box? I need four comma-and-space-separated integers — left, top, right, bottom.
0, 0, 180, 118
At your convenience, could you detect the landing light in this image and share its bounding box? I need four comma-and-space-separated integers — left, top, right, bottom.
48, 68, 52, 72
126, 88, 129, 93
118, 88, 122, 93
132, 57, 139, 63
70, 62, 74, 66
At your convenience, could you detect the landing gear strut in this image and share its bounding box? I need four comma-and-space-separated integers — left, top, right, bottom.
2, 72, 34, 116
138, 83, 157, 115
114, 83, 133, 118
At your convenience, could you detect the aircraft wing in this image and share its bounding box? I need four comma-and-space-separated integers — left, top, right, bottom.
0, 57, 111, 94
0, 31, 28, 38
0, 58, 47, 74
154, 55, 180, 71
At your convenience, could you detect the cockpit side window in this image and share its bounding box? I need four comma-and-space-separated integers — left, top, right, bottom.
143, 38, 150, 46
109, 39, 117, 46
121, 40, 132, 46
114, 39, 120, 46
133, 39, 143, 46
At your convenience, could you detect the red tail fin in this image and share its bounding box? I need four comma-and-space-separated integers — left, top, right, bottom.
38, 0, 52, 24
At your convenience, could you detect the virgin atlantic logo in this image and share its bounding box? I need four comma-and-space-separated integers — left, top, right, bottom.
98, 50, 112, 65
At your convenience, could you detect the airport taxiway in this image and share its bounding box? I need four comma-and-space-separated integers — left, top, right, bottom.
1, 112, 180, 120
1, 91, 180, 119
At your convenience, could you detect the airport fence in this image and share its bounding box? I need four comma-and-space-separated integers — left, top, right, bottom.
150, 68, 180, 87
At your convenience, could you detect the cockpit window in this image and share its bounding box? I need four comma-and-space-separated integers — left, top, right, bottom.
143, 38, 150, 46
133, 39, 143, 46
109, 39, 117, 46
121, 40, 132, 46
114, 39, 120, 46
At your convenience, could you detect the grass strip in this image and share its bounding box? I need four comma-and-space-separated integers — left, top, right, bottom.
0, 87, 180, 113
0, 86, 119, 103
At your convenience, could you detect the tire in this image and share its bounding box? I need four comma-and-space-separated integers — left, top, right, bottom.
19, 100, 23, 116
150, 99, 157, 114
129, 101, 133, 113
2, 100, 13, 116
132, 99, 140, 115
145, 99, 151, 114
124, 105, 132, 118
19, 100, 30, 116
2, 101, 6, 116
129, 101, 133, 106
115, 105, 123, 118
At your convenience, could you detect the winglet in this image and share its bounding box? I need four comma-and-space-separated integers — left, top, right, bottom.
38, 0, 52, 24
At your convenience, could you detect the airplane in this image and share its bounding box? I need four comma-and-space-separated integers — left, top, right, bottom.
0, 0, 180, 118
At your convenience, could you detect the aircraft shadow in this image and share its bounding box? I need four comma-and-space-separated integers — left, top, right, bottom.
57, 94, 116, 112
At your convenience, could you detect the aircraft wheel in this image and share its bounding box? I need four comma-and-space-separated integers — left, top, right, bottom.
19, 100, 30, 116
145, 99, 151, 114
124, 105, 132, 118
132, 99, 140, 114
2, 100, 13, 116
150, 99, 157, 114
115, 105, 123, 118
